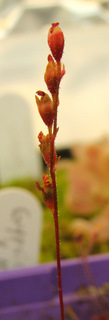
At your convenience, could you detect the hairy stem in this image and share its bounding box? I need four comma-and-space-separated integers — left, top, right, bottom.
53, 61, 61, 137
49, 78, 65, 319
52, 170, 65, 320
49, 136, 65, 320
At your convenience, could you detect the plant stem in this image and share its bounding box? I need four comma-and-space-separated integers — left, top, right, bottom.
53, 90, 58, 136
49, 79, 65, 320
48, 133, 65, 320
52, 170, 65, 320
53, 61, 61, 137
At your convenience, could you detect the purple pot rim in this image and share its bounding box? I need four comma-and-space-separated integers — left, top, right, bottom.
0, 253, 109, 280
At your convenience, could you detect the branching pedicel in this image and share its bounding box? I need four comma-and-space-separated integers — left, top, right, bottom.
35, 23, 65, 320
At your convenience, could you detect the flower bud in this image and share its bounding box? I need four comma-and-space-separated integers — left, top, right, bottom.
38, 131, 56, 167
42, 175, 54, 213
44, 55, 65, 95
36, 175, 54, 214
44, 57, 58, 94
48, 23, 64, 62
35, 91, 54, 127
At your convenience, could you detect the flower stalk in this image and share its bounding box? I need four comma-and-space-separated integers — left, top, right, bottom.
35, 22, 65, 320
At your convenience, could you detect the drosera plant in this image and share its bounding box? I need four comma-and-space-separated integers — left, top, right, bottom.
75, 235, 109, 320
35, 22, 65, 320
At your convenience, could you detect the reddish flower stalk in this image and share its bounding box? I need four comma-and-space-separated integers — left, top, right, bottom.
35, 23, 65, 320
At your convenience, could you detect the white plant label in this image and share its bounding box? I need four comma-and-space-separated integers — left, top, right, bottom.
0, 93, 41, 184
0, 188, 42, 270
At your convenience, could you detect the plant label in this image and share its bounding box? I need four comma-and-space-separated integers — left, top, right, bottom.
0, 187, 42, 270
0, 93, 41, 185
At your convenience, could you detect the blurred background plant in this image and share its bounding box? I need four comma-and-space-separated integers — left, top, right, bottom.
39, 136, 109, 262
